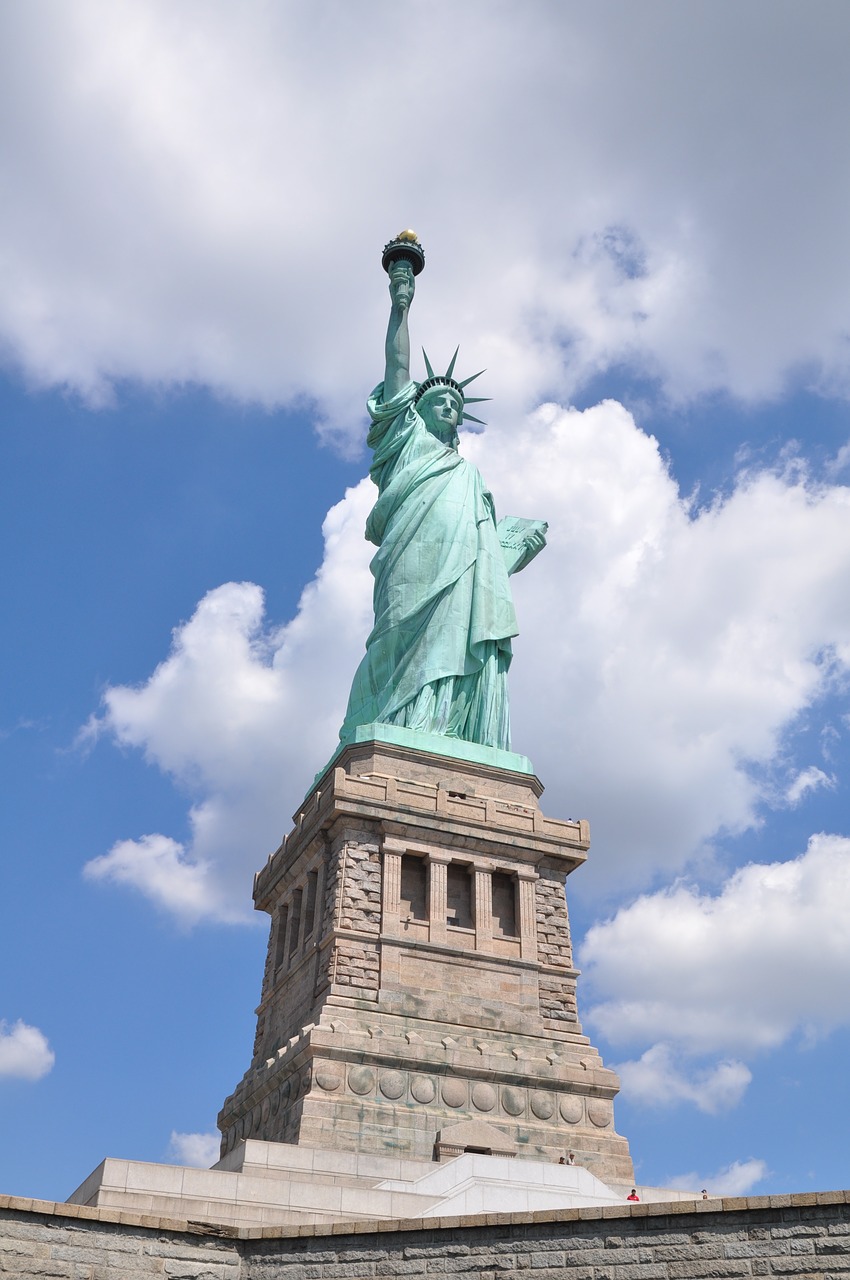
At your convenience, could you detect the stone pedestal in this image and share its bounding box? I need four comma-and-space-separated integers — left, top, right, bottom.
217, 734, 634, 1184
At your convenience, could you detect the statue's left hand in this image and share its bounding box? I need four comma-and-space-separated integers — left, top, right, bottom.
523, 526, 547, 557
498, 517, 548, 575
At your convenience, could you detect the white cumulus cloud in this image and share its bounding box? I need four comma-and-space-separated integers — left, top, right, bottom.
84, 834, 226, 928
0, 1019, 55, 1081
582, 833, 850, 1057
83, 484, 373, 923
84, 402, 850, 921
615, 1044, 751, 1114
1, 3, 850, 430
472, 403, 850, 888
168, 1131, 221, 1168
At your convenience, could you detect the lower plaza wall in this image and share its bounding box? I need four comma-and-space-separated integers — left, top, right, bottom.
2, 1190, 850, 1279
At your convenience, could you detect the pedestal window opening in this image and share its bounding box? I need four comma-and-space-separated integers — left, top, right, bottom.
491, 871, 518, 939
446, 862, 473, 929
289, 887, 303, 957
400, 854, 428, 921
274, 904, 289, 974
304, 870, 318, 941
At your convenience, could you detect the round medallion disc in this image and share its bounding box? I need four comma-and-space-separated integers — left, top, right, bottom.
441, 1078, 467, 1108
379, 1071, 406, 1100
471, 1082, 497, 1112
501, 1087, 526, 1116
559, 1096, 583, 1124
587, 1101, 611, 1128
529, 1091, 555, 1120
348, 1066, 376, 1096
411, 1076, 436, 1104
315, 1068, 343, 1092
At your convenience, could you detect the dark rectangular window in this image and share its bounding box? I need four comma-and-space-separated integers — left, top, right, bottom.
446, 862, 473, 929
400, 855, 428, 921
274, 905, 289, 972
491, 872, 517, 938
304, 870, 318, 939
289, 888, 303, 956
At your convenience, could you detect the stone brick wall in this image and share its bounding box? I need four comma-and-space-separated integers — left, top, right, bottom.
4, 1189, 850, 1279
539, 971, 579, 1026
245, 1196, 850, 1279
336, 834, 382, 934
331, 831, 382, 996
0, 1198, 241, 1277
535, 865, 581, 1028
254, 945, 321, 1068
535, 866, 574, 967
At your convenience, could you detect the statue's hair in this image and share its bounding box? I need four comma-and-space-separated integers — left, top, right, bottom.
416, 382, 463, 410
414, 349, 489, 425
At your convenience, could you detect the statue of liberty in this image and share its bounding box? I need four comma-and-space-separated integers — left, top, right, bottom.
339, 233, 547, 754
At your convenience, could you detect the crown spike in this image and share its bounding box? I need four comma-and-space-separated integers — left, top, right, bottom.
462, 396, 490, 405
458, 369, 485, 389
445, 346, 460, 380
422, 348, 436, 379
462, 412, 487, 426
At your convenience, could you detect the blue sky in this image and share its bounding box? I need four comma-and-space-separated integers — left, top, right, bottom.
2, 0, 850, 1202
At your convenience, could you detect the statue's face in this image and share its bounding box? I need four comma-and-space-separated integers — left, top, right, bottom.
419, 388, 462, 444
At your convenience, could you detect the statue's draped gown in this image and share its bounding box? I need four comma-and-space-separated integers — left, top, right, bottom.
340, 381, 518, 750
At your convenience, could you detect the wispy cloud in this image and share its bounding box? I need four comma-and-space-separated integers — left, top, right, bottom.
84, 835, 227, 928
785, 765, 834, 806
665, 1158, 768, 1199
615, 1044, 751, 1114
167, 1131, 220, 1168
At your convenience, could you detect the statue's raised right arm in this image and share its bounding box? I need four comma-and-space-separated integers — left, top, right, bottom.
384, 261, 414, 399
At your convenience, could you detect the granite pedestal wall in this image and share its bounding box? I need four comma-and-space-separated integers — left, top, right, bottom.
218, 735, 633, 1183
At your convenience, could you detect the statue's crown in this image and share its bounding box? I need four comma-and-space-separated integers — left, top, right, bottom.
414, 348, 489, 425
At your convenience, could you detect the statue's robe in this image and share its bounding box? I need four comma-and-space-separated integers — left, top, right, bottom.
340, 381, 518, 750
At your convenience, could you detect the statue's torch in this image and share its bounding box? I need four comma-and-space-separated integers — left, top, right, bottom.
381, 230, 425, 307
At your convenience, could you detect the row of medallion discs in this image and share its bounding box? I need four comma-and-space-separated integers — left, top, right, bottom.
222, 1067, 613, 1152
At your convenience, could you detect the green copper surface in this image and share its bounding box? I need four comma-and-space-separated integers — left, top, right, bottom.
339, 243, 547, 753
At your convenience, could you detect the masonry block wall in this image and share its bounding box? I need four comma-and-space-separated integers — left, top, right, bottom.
217, 739, 633, 1182
3, 1191, 850, 1279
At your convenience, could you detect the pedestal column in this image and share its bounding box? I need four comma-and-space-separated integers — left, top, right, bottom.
381, 845, 403, 937
427, 852, 450, 945
474, 864, 493, 948
517, 867, 539, 961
